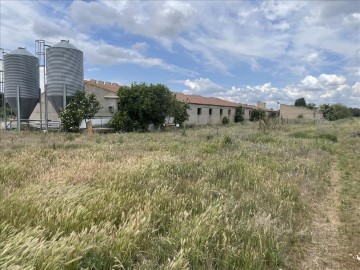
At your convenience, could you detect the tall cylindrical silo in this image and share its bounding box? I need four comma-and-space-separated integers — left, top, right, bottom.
4, 48, 40, 119
46, 40, 84, 113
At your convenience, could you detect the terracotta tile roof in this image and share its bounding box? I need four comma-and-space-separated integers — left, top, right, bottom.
85, 79, 120, 93
175, 93, 241, 108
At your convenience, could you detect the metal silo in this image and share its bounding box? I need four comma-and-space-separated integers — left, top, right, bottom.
4, 47, 40, 120
46, 40, 83, 113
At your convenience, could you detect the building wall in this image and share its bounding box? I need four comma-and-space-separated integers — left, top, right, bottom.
185, 104, 236, 125
30, 92, 58, 122
243, 108, 253, 120
280, 104, 323, 120
30, 84, 119, 121
85, 84, 119, 118
256, 101, 266, 110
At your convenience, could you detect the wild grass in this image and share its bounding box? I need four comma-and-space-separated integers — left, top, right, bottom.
0, 121, 342, 269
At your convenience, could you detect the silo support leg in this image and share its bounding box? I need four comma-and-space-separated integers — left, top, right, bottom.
17, 86, 20, 131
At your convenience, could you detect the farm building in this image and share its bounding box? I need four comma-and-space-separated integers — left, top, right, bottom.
175, 93, 239, 125
30, 80, 120, 123
279, 104, 323, 120
29, 79, 274, 127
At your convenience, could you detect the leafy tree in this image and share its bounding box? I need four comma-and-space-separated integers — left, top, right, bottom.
110, 82, 177, 132
0, 93, 15, 118
349, 107, 360, 117
320, 103, 352, 121
172, 99, 190, 127
306, 103, 316, 109
294, 97, 307, 107
59, 90, 101, 132
234, 106, 244, 123
250, 109, 266, 122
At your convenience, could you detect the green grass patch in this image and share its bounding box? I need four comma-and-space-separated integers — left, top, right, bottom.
0, 120, 353, 269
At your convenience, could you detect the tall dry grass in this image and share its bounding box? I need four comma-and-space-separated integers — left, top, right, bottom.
0, 121, 339, 269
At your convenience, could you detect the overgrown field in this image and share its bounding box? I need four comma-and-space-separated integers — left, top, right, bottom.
0, 119, 357, 269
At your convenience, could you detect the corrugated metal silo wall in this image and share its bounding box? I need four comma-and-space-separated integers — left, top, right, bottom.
46, 43, 84, 113
4, 49, 40, 119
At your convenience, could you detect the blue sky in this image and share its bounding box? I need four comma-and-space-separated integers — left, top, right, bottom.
1, 0, 359, 108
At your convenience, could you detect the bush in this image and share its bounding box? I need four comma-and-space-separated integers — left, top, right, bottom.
250, 109, 266, 122
234, 106, 244, 123
222, 116, 230, 125
59, 91, 101, 132
320, 103, 352, 121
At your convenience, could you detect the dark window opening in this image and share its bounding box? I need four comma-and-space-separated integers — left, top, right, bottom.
209, 108, 212, 115
197, 108, 202, 115
109, 106, 114, 113
220, 109, 223, 115
228, 109, 231, 116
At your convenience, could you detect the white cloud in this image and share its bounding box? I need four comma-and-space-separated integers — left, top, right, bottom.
353, 81, 360, 94
183, 78, 225, 94
182, 74, 359, 108
318, 74, 347, 86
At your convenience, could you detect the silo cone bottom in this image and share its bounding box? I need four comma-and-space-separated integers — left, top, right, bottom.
7, 97, 39, 120
48, 96, 73, 114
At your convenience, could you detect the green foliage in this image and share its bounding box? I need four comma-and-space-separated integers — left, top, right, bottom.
294, 97, 306, 107
349, 107, 360, 117
0, 93, 15, 118
320, 103, 352, 121
290, 130, 337, 142
59, 91, 101, 132
297, 114, 304, 119
234, 106, 244, 123
171, 99, 190, 127
250, 109, 266, 122
318, 133, 338, 142
110, 83, 176, 132
306, 103, 316, 109
222, 116, 230, 125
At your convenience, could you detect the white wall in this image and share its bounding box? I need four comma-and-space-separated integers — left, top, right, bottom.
185, 104, 236, 125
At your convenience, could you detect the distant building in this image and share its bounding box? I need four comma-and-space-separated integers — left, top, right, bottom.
280, 104, 323, 120
175, 93, 240, 125
30, 79, 275, 126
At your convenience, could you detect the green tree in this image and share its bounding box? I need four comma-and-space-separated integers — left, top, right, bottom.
59, 91, 101, 132
306, 103, 316, 109
320, 103, 352, 121
250, 109, 266, 122
294, 97, 307, 107
0, 93, 15, 119
172, 100, 190, 127
234, 106, 244, 123
110, 82, 177, 132
349, 107, 360, 117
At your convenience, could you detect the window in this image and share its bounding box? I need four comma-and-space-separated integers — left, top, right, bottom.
220, 109, 223, 115
197, 108, 202, 115
209, 108, 212, 115
108, 106, 114, 113
228, 109, 231, 116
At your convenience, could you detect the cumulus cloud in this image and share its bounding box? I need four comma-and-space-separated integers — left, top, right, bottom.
183, 78, 225, 94
181, 74, 359, 108
353, 81, 360, 94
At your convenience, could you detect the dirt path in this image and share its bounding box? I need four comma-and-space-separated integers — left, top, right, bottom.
300, 165, 342, 270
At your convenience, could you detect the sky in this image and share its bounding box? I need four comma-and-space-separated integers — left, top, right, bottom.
0, 0, 359, 109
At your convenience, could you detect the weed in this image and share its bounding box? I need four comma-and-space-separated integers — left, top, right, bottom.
0, 120, 355, 269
